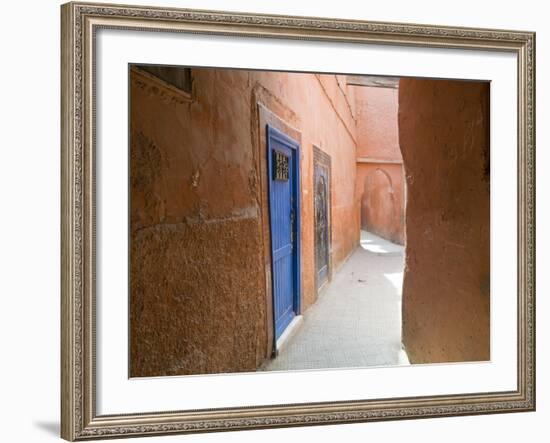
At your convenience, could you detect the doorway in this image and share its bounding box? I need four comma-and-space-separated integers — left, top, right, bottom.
267, 125, 301, 341
313, 146, 332, 293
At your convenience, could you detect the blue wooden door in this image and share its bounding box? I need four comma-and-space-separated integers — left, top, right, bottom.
267, 125, 300, 341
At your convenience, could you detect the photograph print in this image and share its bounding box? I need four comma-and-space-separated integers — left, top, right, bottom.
129, 64, 490, 378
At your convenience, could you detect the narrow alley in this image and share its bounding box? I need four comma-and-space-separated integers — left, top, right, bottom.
129, 65, 490, 377
262, 231, 409, 372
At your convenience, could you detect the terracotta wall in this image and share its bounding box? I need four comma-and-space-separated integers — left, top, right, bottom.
356, 164, 405, 244
353, 86, 405, 244
398, 78, 490, 363
129, 68, 267, 377
252, 72, 359, 308
355, 86, 401, 159
130, 67, 359, 376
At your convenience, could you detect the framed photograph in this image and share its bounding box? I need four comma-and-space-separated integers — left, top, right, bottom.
61, 1, 535, 440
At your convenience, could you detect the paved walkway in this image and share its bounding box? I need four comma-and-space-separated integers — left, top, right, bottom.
262, 231, 409, 372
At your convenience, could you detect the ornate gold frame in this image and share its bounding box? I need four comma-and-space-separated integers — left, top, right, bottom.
61, 2, 536, 440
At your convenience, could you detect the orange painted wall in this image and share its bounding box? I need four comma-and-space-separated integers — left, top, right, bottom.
130, 67, 360, 376
355, 87, 401, 160
353, 86, 405, 244
355, 163, 405, 244
399, 78, 490, 363
252, 72, 360, 292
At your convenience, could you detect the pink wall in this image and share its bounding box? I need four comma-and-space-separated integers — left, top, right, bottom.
355, 87, 401, 161
353, 86, 405, 244
356, 163, 405, 244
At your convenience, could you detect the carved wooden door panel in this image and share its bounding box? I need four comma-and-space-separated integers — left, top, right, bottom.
314, 164, 329, 287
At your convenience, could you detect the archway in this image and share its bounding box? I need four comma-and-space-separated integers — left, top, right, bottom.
361, 168, 397, 242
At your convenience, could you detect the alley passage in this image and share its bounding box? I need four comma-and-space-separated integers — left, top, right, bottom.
262, 231, 410, 372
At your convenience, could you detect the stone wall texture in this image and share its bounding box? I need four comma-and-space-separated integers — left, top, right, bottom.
398, 78, 490, 363
130, 67, 360, 376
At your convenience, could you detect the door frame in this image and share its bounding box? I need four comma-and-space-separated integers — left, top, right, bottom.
266, 124, 301, 345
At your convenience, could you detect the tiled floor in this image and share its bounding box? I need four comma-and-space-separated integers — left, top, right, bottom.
261, 231, 410, 372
